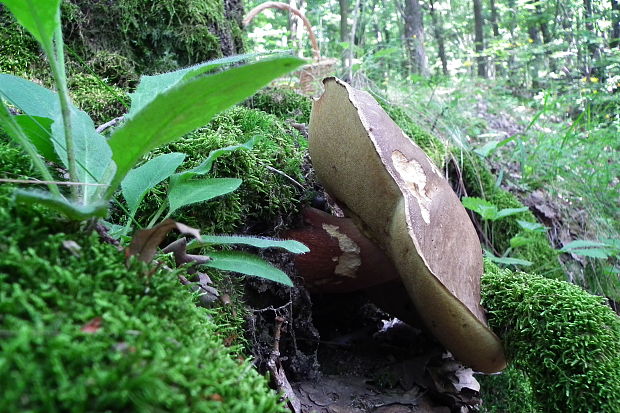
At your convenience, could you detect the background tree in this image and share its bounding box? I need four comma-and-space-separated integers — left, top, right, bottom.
402, 0, 429, 76
473, 0, 487, 77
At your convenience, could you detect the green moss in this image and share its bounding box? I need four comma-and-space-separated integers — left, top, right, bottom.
481, 260, 620, 413
0, 193, 285, 412
63, 0, 242, 74
0, 12, 48, 79
68, 73, 129, 124
244, 87, 312, 124
479, 366, 536, 413
139, 106, 306, 234
379, 102, 449, 167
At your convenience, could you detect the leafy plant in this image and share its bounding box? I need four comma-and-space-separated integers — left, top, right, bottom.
461, 196, 534, 267
0, 0, 308, 286
0, 0, 305, 220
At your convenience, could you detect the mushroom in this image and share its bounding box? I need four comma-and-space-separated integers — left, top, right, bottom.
306, 77, 506, 373
285, 206, 400, 293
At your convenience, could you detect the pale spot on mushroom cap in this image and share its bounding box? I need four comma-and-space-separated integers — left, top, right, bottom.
391, 150, 432, 224
322, 223, 361, 278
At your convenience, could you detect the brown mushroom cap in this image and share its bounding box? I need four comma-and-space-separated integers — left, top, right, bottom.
308, 77, 506, 373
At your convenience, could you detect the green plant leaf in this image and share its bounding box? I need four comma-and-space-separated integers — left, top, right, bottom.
127, 53, 264, 117
192, 235, 309, 254
0, 74, 59, 118
13, 115, 58, 162
189, 139, 255, 176
560, 240, 616, 259
51, 106, 115, 203
1, 0, 61, 49
484, 252, 532, 267
461, 196, 498, 220
167, 177, 242, 216
105, 56, 305, 197
122, 152, 186, 215
203, 251, 293, 286
14, 189, 108, 220
510, 235, 531, 248
516, 219, 548, 233
496, 207, 529, 219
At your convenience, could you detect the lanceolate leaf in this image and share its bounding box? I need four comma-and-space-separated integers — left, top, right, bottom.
127, 53, 264, 117
15, 189, 108, 220
192, 235, 309, 254
0, 74, 59, 118
0, 0, 61, 49
105, 56, 305, 197
496, 207, 529, 219
51, 106, 115, 203
189, 139, 255, 176
204, 251, 293, 286
461, 196, 498, 220
167, 177, 241, 216
122, 152, 186, 214
13, 115, 58, 163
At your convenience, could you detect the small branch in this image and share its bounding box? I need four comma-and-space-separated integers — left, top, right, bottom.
266, 165, 305, 191
266, 316, 302, 413
96, 116, 124, 133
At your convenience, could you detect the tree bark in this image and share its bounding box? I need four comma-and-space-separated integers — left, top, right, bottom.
611, 0, 620, 49
402, 0, 429, 76
339, 0, 350, 69
583, 0, 601, 74
429, 0, 448, 75
488, 0, 500, 77
473, 0, 487, 77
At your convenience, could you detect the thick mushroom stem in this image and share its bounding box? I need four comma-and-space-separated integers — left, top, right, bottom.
308, 77, 506, 373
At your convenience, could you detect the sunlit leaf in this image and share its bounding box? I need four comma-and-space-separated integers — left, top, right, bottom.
106, 56, 305, 196
14, 189, 108, 220
122, 152, 186, 214
167, 177, 242, 216
1, 0, 61, 49
204, 251, 293, 286
192, 235, 309, 254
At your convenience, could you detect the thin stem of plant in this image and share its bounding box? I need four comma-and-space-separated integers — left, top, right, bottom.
147, 202, 169, 228
48, 25, 79, 201
0, 104, 62, 196
0, 178, 107, 186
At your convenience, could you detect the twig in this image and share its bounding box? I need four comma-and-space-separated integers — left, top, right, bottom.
267, 316, 302, 413
0, 178, 108, 186
96, 116, 124, 133
266, 165, 305, 191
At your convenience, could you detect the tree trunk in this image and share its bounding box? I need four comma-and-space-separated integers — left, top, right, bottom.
429, 0, 448, 75
583, 0, 601, 75
611, 0, 620, 49
402, 0, 429, 76
339, 0, 350, 70
473, 0, 486, 77
488, 0, 500, 77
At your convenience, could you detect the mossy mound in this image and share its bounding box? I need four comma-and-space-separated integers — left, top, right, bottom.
481, 261, 620, 413
139, 106, 307, 234
0, 17, 46, 78
68, 73, 129, 124
62, 0, 244, 74
0, 190, 285, 412
379, 102, 449, 169
244, 87, 312, 124
478, 366, 536, 413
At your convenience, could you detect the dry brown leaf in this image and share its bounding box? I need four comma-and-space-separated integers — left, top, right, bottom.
81, 317, 102, 333
127, 219, 201, 263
